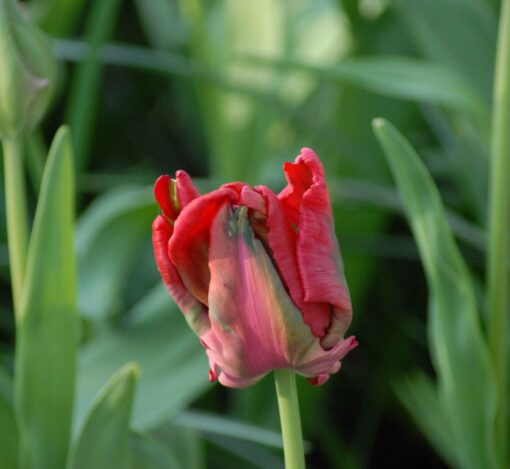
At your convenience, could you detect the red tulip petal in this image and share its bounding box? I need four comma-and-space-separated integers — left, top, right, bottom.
168, 188, 238, 305
257, 186, 331, 338
155, 171, 199, 223
175, 170, 200, 207
154, 175, 177, 220
278, 148, 352, 345
221, 183, 266, 214
152, 215, 210, 335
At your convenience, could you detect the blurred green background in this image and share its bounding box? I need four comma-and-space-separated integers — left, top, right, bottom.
0, 0, 499, 467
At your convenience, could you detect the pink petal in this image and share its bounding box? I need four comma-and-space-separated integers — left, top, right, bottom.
152, 215, 210, 335
201, 203, 353, 388
168, 188, 238, 305
296, 335, 358, 379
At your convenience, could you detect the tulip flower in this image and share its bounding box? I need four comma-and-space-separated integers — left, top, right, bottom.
152, 148, 357, 389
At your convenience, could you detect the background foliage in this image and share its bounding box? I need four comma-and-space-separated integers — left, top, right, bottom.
0, 0, 505, 467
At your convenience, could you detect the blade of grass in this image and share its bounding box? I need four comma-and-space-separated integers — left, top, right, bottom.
14, 126, 78, 469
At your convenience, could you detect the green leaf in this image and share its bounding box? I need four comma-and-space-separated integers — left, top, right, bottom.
152, 425, 205, 469
0, 368, 18, 469
394, 0, 496, 102
64, 0, 122, 172
174, 410, 284, 449
14, 126, 78, 469
70, 363, 139, 469
394, 373, 458, 467
244, 56, 488, 120
134, 0, 184, 48
74, 284, 210, 434
75, 186, 155, 320
373, 118, 498, 469
129, 432, 183, 469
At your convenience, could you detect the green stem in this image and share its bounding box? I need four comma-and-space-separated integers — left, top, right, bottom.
2, 135, 29, 315
488, 0, 510, 464
274, 369, 306, 469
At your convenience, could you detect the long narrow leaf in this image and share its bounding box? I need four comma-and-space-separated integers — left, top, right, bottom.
244, 56, 488, 121
70, 363, 139, 469
394, 373, 458, 467
14, 126, 78, 469
64, 0, 121, 172
373, 118, 498, 469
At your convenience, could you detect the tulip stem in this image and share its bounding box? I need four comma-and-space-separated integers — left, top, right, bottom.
2, 135, 29, 315
274, 369, 306, 469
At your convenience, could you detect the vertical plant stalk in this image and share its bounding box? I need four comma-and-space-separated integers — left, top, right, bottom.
274, 369, 306, 469
488, 0, 510, 463
2, 136, 29, 314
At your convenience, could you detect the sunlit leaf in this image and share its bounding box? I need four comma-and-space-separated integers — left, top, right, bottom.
75, 186, 155, 320
373, 118, 499, 468
14, 126, 78, 469
245, 56, 487, 120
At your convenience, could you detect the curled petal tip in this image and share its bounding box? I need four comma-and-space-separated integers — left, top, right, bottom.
154, 175, 173, 217
200, 338, 209, 350
347, 336, 359, 351
308, 373, 330, 386
208, 368, 218, 382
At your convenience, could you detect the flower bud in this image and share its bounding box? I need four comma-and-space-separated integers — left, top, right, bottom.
0, 0, 56, 138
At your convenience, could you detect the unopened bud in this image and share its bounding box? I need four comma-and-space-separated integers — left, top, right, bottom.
0, 0, 56, 138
